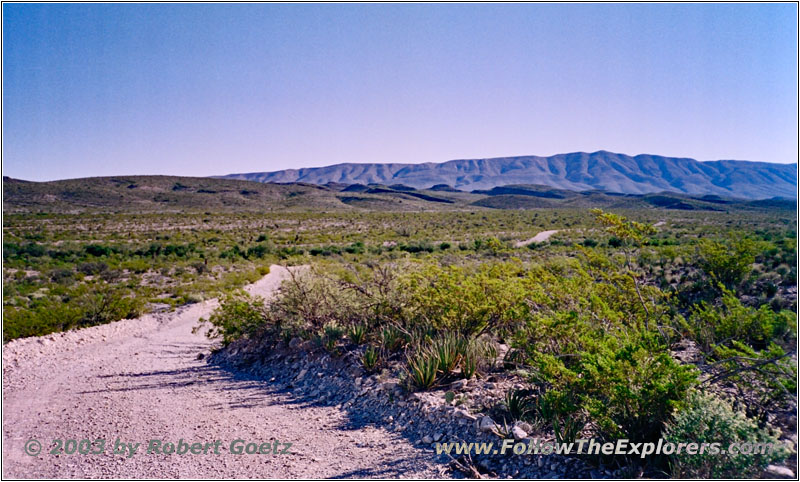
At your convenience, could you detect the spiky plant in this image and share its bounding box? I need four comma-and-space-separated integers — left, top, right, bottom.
361, 345, 381, 372
505, 388, 534, 421
407, 348, 438, 390
348, 324, 367, 345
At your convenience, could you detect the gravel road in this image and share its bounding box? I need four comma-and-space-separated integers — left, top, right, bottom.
2, 265, 446, 478
513, 230, 559, 247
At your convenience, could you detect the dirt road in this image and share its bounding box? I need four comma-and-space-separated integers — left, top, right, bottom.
513, 230, 559, 247
2, 265, 445, 478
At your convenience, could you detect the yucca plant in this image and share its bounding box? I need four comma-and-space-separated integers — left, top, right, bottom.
460, 344, 479, 379
407, 348, 438, 390
361, 345, 381, 372
323, 322, 344, 354
505, 388, 534, 421
348, 324, 367, 345
380, 325, 408, 353
431, 333, 468, 375
324, 322, 344, 341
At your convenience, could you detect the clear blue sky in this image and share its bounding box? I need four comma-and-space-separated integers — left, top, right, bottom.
3, 3, 797, 181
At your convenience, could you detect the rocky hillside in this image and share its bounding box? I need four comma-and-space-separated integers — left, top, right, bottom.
221, 151, 797, 199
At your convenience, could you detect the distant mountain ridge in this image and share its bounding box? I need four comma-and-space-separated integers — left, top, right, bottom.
221, 151, 797, 199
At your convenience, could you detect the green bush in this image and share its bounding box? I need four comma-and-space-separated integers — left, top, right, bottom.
203, 292, 269, 345
698, 236, 757, 288
686, 285, 793, 352
664, 390, 787, 478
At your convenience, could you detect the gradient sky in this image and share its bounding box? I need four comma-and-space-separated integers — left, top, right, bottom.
3, 3, 797, 182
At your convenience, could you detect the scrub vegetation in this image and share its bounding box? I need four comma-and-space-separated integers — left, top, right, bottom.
3, 180, 796, 477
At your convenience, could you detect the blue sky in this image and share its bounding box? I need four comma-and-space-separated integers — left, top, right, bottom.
3, 3, 797, 181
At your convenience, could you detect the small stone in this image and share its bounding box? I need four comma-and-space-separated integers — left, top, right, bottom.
295, 368, 307, 380
511, 426, 527, 441
478, 416, 497, 433
765, 465, 795, 478
433, 433, 443, 442
422, 435, 434, 444
514, 421, 533, 433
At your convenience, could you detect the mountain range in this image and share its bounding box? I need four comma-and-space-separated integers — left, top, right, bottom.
221, 151, 797, 199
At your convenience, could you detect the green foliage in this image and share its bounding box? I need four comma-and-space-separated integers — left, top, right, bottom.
504, 389, 534, 421
380, 325, 408, 353
403, 262, 531, 336
687, 285, 793, 351
710, 341, 796, 422
460, 342, 480, 379
430, 333, 468, 375
322, 322, 344, 354
203, 292, 269, 345
535, 390, 585, 444
406, 347, 439, 390
347, 323, 367, 345
698, 236, 758, 288
590, 208, 657, 244
664, 391, 787, 478
361, 345, 381, 372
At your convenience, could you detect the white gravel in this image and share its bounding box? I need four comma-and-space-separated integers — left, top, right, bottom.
2, 265, 445, 478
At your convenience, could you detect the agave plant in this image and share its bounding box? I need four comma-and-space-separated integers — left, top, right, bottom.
380, 325, 408, 353
361, 345, 381, 372
505, 388, 534, 421
431, 333, 468, 375
406, 348, 438, 390
348, 323, 367, 345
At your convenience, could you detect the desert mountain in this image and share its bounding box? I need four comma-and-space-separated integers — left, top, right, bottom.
221, 151, 797, 199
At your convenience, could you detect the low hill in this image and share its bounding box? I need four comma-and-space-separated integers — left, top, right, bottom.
3, 176, 794, 214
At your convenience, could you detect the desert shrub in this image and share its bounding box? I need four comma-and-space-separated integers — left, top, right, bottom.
402, 261, 530, 336
77, 261, 109, 275
85, 244, 113, 257
322, 322, 344, 354
698, 236, 758, 288
460, 342, 482, 379
664, 390, 787, 478
78, 286, 142, 326
535, 389, 585, 444
344, 242, 365, 254
380, 325, 409, 353
686, 285, 793, 352
49, 268, 75, 284
709, 341, 796, 422
163, 243, 194, 257
3, 285, 142, 341
430, 333, 468, 375
203, 292, 269, 345
246, 244, 270, 258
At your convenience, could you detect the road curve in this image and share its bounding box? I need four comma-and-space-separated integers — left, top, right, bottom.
2, 265, 445, 478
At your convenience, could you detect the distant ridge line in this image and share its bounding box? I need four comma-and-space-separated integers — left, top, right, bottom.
220, 150, 798, 200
